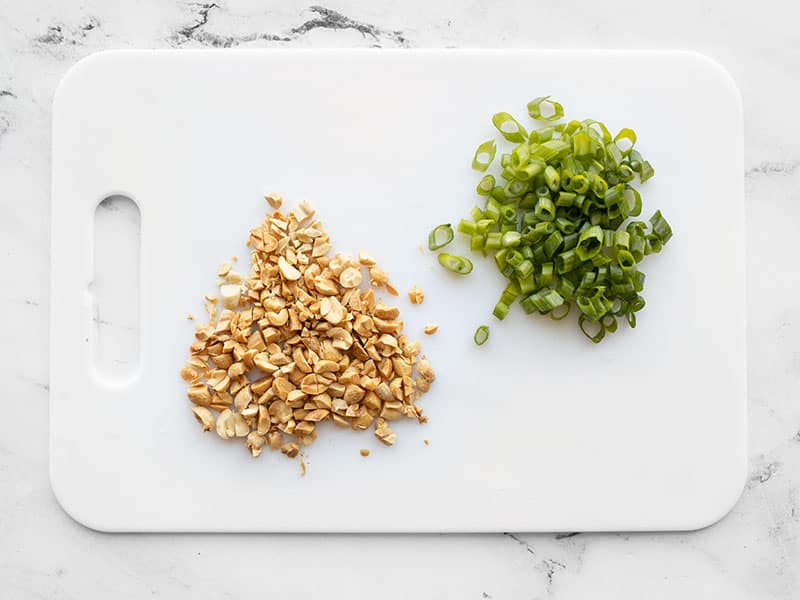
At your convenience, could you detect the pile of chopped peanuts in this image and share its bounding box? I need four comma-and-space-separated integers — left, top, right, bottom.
180, 194, 435, 459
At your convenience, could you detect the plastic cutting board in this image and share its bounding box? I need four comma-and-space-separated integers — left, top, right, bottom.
50, 49, 746, 532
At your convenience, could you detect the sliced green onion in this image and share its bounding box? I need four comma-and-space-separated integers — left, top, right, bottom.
494, 248, 508, 271
438, 253, 473, 274
605, 141, 623, 167
555, 217, 577, 235
493, 300, 511, 320
540, 262, 554, 286
474, 325, 490, 346
510, 143, 529, 169
492, 112, 528, 143
532, 139, 571, 163
477, 175, 495, 196
576, 225, 604, 261
582, 119, 612, 143
535, 197, 556, 222
531, 245, 547, 265
602, 229, 615, 249
646, 234, 663, 254
629, 295, 646, 312
502, 281, 521, 303
521, 211, 537, 227
629, 233, 646, 262
562, 231, 579, 251
515, 160, 545, 181
527, 96, 565, 122
529, 288, 564, 313
529, 126, 555, 143
501, 231, 522, 248
633, 270, 645, 292
428, 224, 454, 250
506, 249, 524, 268
505, 179, 529, 198
485, 232, 502, 250
640, 160, 655, 182
470, 233, 484, 252
561, 169, 574, 190
520, 245, 534, 260
515, 259, 534, 279
544, 165, 561, 191
591, 174, 608, 198
613, 128, 637, 154
591, 252, 612, 267
475, 218, 495, 233
612, 282, 635, 296
556, 249, 581, 274
556, 191, 577, 207
519, 295, 537, 314
490, 185, 508, 202
458, 219, 476, 235
618, 163, 635, 182
578, 314, 605, 344
519, 193, 538, 209
623, 185, 643, 217
519, 273, 536, 295
649, 210, 673, 244
617, 249, 636, 271
571, 174, 590, 194
564, 120, 581, 135
472, 140, 496, 172
499, 204, 517, 222
543, 230, 564, 258
614, 230, 630, 251
534, 221, 556, 239
441, 97, 669, 343
601, 313, 618, 333
550, 301, 571, 320
572, 130, 594, 157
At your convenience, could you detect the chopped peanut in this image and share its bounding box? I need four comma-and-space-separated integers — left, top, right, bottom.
408, 286, 424, 305
264, 192, 283, 209
192, 406, 215, 431
374, 418, 397, 446
369, 267, 389, 287
181, 198, 435, 461
219, 284, 241, 309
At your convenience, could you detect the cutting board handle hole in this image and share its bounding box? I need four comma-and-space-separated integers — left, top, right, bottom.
91, 195, 141, 382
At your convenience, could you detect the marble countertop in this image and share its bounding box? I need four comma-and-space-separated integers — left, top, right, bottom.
1, 0, 798, 598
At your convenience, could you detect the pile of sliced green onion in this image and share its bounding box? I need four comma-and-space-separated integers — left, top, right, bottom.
433, 96, 673, 344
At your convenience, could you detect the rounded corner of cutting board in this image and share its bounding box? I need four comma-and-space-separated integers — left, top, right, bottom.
49, 465, 114, 533
680, 456, 748, 532
676, 50, 743, 115
53, 49, 130, 112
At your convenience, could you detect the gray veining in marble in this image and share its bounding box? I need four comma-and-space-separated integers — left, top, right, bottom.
1, 0, 799, 598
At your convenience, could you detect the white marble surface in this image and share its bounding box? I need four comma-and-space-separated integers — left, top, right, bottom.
1, 0, 798, 597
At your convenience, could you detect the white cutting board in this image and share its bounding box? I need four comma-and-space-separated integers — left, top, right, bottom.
50, 49, 746, 532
